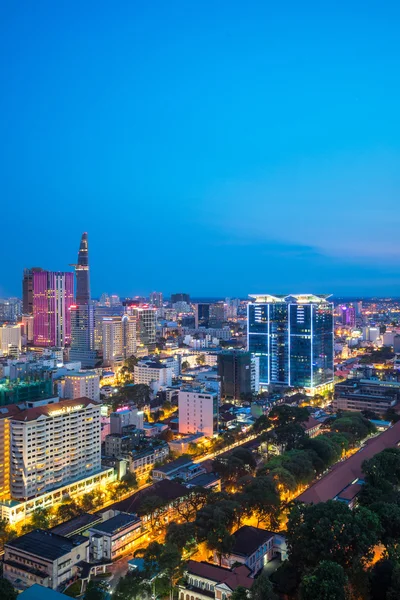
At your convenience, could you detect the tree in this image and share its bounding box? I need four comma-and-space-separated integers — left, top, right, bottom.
242, 477, 280, 528
287, 501, 381, 572
116, 471, 138, 497
369, 502, 400, 546
80, 492, 97, 513
369, 559, 397, 600
56, 500, 80, 522
30, 507, 51, 529
299, 561, 348, 600
114, 571, 150, 600
275, 422, 306, 450
270, 560, 299, 597
125, 355, 139, 372
250, 571, 277, 600
0, 578, 17, 600
253, 415, 271, 433
182, 360, 190, 371
231, 586, 249, 600
196, 354, 206, 365
207, 527, 234, 566
0, 519, 16, 551
84, 581, 108, 600
158, 542, 182, 600
137, 495, 164, 530
166, 522, 196, 551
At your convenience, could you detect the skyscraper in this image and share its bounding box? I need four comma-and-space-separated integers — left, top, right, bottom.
70, 233, 97, 366
247, 294, 334, 393
195, 303, 210, 328
150, 292, 163, 308
126, 305, 156, 351
33, 271, 74, 347
171, 293, 190, 304
22, 267, 43, 315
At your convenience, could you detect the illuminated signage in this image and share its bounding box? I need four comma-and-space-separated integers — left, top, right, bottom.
49, 404, 85, 417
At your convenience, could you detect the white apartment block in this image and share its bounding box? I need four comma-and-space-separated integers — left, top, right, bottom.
110, 407, 144, 433
58, 371, 100, 402
178, 387, 219, 437
0, 324, 22, 356
102, 315, 137, 365
134, 360, 173, 387
10, 398, 102, 501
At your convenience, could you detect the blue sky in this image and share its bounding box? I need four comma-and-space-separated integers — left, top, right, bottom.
1, 0, 400, 298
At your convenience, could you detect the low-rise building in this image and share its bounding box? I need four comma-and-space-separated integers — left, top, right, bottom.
130, 441, 170, 478
301, 415, 322, 438
217, 526, 287, 573
333, 378, 400, 414
179, 561, 254, 600
89, 512, 142, 561
152, 456, 206, 482
3, 529, 89, 591
134, 360, 173, 387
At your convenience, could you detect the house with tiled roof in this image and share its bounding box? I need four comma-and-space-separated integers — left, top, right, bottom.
179, 560, 254, 600
216, 526, 287, 574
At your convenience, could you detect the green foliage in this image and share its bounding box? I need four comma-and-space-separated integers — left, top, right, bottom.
241, 476, 280, 527
299, 561, 348, 600
84, 580, 108, 600
270, 560, 299, 596
0, 578, 17, 600
253, 414, 271, 433
31, 507, 51, 529
287, 501, 381, 572
250, 570, 278, 600
113, 571, 150, 600
212, 448, 256, 484
166, 522, 196, 551
230, 586, 249, 600
333, 412, 375, 444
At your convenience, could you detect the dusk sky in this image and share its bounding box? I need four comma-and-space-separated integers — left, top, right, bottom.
2, 1, 400, 298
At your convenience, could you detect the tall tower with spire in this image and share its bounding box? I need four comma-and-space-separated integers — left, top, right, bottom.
69, 232, 97, 367
75, 232, 90, 305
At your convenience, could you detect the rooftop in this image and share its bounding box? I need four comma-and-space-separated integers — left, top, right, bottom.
185, 561, 253, 591
90, 512, 140, 535
5, 529, 87, 560
19, 585, 70, 599
106, 480, 189, 515
10, 397, 99, 422
231, 526, 275, 557
153, 456, 194, 474
297, 420, 400, 504
50, 513, 101, 537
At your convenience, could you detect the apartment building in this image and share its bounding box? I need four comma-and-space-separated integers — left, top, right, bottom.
178, 386, 219, 437
134, 360, 173, 387
58, 371, 100, 402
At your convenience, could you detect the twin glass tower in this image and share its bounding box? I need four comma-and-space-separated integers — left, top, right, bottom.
247, 294, 334, 393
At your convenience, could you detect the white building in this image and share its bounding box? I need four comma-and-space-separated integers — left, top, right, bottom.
58, 371, 100, 402
102, 315, 137, 365
10, 398, 102, 501
0, 324, 22, 356
134, 360, 173, 387
178, 386, 219, 437
110, 407, 144, 433
158, 355, 181, 377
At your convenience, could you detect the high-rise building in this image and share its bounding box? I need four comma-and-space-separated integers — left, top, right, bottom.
0, 298, 22, 323
126, 305, 156, 351
9, 398, 102, 501
150, 292, 163, 308
178, 386, 219, 437
93, 305, 124, 351
0, 324, 22, 357
209, 302, 225, 327
218, 351, 259, 399
20, 315, 34, 343
33, 271, 74, 347
195, 303, 210, 328
22, 268, 43, 315
58, 371, 100, 402
102, 315, 137, 365
171, 293, 190, 304
340, 304, 356, 327
247, 294, 334, 392
70, 233, 97, 367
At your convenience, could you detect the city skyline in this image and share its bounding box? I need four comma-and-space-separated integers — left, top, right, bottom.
2, 1, 400, 298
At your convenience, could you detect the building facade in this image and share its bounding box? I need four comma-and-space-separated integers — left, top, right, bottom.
178, 386, 218, 437
102, 315, 137, 365
33, 271, 74, 347
22, 268, 43, 315
247, 294, 334, 393
58, 371, 100, 402
0, 324, 22, 356
10, 398, 102, 500
134, 360, 173, 387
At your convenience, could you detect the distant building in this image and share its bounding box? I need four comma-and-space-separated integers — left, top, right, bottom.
110, 407, 144, 433
126, 305, 156, 351
21, 315, 34, 343
178, 386, 218, 437
0, 324, 22, 356
248, 294, 334, 393
171, 293, 190, 305
134, 359, 173, 387
22, 268, 44, 315
195, 303, 210, 328
218, 351, 259, 399
150, 292, 163, 308
0, 298, 22, 323
58, 371, 100, 402
102, 315, 137, 365
3, 529, 89, 591
152, 456, 206, 482
33, 271, 74, 347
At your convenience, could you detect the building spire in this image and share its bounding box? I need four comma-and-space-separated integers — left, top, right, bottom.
75, 232, 90, 305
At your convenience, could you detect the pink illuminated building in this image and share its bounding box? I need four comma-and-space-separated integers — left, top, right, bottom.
33, 271, 74, 347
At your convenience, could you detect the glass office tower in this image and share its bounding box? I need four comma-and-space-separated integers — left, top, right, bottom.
247, 294, 334, 391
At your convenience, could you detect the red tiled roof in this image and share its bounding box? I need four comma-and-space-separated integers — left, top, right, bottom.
301, 416, 321, 431
11, 397, 99, 422
338, 483, 362, 501
297, 420, 400, 504
186, 561, 254, 590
